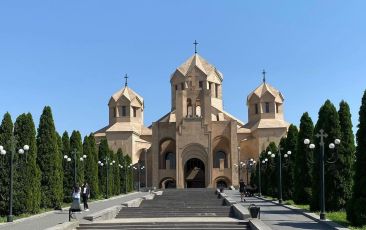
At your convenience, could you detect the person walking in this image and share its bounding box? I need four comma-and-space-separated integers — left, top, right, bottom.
239, 179, 246, 202
82, 182, 90, 211
70, 185, 81, 212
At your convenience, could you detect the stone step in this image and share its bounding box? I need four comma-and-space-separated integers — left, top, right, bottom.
77, 222, 250, 230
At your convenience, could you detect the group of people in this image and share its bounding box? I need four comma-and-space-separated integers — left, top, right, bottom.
71, 182, 90, 212
239, 179, 257, 202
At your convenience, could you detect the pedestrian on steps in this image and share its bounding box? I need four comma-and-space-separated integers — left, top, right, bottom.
239, 179, 246, 202
82, 182, 90, 211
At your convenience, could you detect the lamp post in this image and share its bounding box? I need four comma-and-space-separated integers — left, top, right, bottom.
258, 158, 268, 197
133, 161, 145, 192
63, 149, 87, 186
98, 157, 114, 199
144, 149, 147, 189
304, 129, 340, 220
245, 158, 256, 184
237, 146, 241, 181
267, 146, 291, 204
0, 137, 29, 222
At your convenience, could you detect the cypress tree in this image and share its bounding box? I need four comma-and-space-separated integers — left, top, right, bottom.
117, 148, 125, 194
70, 131, 83, 186
282, 124, 298, 201
347, 90, 366, 226
312, 100, 341, 211
61, 131, 73, 202
111, 152, 120, 195
262, 142, 277, 197
108, 150, 115, 195
37, 106, 63, 209
124, 155, 133, 192
0, 113, 13, 215
337, 101, 355, 207
294, 112, 314, 204
98, 139, 109, 197
13, 113, 41, 214
84, 134, 99, 199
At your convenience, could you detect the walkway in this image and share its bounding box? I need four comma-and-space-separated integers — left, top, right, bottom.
225, 190, 340, 230
0, 192, 148, 230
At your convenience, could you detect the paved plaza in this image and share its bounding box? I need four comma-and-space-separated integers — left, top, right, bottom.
225, 190, 345, 230
0, 192, 147, 230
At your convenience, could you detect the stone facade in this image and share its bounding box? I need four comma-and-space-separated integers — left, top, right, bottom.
94, 53, 289, 189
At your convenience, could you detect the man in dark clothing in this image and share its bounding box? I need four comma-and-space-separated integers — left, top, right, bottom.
81, 182, 90, 211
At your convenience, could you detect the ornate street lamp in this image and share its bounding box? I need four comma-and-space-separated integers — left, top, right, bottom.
266, 146, 291, 204
304, 129, 340, 220
0, 139, 29, 222
98, 157, 114, 199
63, 149, 87, 186
133, 161, 145, 192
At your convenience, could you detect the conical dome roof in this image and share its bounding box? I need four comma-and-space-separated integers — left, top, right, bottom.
173, 54, 223, 80
110, 86, 144, 106
247, 82, 284, 103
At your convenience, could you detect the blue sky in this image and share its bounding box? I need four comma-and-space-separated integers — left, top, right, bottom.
1, 1, 365, 137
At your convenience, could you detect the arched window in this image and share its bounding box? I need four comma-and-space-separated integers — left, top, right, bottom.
195, 99, 201, 117
213, 151, 227, 168
165, 152, 176, 169
187, 99, 193, 117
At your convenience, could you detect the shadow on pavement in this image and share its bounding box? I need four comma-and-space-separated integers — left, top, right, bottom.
273, 221, 333, 230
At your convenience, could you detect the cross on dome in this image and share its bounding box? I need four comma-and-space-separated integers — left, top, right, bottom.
193, 40, 199, 54
124, 74, 128, 87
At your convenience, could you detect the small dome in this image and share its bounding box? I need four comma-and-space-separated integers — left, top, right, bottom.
247, 82, 284, 104
110, 86, 144, 106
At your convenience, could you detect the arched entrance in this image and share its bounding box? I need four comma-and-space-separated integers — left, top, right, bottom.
184, 158, 205, 188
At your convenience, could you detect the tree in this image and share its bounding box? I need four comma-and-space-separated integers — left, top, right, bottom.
37, 106, 63, 209
0, 113, 13, 215
337, 101, 355, 207
311, 100, 341, 211
124, 154, 133, 192
261, 142, 277, 197
294, 112, 314, 204
84, 134, 99, 199
347, 90, 366, 226
117, 148, 125, 193
111, 151, 120, 195
70, 130, 83, 186
282, 124, 298, 201
98, 139, 109, 197
13, 113, 41, 214
61, 131, 73, 202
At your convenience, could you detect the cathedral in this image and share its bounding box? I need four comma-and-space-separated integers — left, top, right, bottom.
94, 52, 289, 189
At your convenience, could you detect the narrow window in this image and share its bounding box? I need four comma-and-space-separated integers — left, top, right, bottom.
199, 81, 203, 89
276, 103, 279, 113
265, 102, 270, 113
133, 107, 137, 117
122, 106, 127, 116
175, 85, 178, 91
114, 107, 117, 117
181, 83, 184, 90
215, 84, 219, 98
255, 104, 258, 114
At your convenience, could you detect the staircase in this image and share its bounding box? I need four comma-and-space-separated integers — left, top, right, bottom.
77, 189, 250, 229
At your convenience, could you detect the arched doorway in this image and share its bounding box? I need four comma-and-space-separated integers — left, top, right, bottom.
216, 180, 227, 188
184, 158, 205, 188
